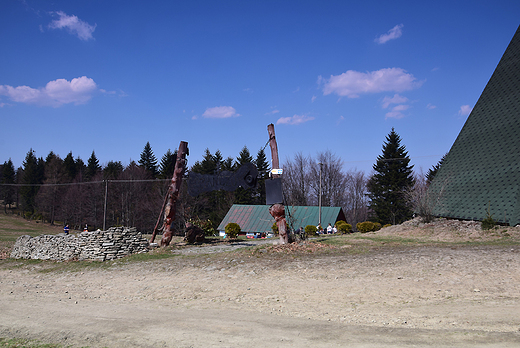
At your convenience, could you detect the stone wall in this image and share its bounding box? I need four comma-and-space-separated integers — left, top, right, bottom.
10, 227, 150, 261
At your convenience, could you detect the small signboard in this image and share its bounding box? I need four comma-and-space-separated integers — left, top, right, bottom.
271, 168, 283, 175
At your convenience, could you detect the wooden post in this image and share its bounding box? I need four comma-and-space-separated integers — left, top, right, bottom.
267, 124, 289, 244
154, 141, 189, 247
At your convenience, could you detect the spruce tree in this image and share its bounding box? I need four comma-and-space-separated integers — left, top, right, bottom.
426, 153, 447, 185
86, 151, 101, 181
367, 128, 415, 225
255, 148, 269, 204
159, 149, 177, 179
20, 149, 42, 215
1, 159, 16, 212
138, 142, 158, 178
236, 146, 253, 167
63, 152, 77, 181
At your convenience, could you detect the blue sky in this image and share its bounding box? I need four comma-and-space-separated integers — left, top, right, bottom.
1, 0, 519, 175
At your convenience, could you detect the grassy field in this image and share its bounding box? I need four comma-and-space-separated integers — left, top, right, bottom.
0, 213, 64, 259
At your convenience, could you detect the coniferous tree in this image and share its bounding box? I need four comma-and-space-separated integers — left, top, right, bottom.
236, 146, 253, 167
367, 128, 415, 225
20, 149, 42, 215
138, 142, 158, 178
1, 159, 16, 212
86, 151, 101, 181
191, 148, 218, 174
426, 153, 447, 185
159, 149, 177, 179
255, 148, 269, 204
63, 152, 77, 181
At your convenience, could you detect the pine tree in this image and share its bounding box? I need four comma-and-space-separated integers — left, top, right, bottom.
236, 146, 253, 167
255, 148, 269, 204
63, 152, 77, 181
1, 159, 16, 212
367, 128, 415, 225
20, 149, 42, 215
426, 153, 447, 185
191, 148, 217, 174
159, 149, 177, 179
86, 151, 101, 181
138, 142, 158, 178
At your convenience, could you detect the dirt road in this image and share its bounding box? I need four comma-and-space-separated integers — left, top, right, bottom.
1, 239, 520, 347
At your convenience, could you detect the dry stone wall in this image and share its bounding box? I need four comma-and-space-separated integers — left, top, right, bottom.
10, 227, 149, 261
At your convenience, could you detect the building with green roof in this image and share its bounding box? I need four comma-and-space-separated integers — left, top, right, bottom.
429, 25, 520, 225
217, 204, 347, 234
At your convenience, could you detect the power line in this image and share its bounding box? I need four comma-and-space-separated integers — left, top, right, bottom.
0, 178, 171, 188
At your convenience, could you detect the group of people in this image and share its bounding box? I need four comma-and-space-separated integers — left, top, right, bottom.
63, 224, 89, 235
316, 223, 337, 234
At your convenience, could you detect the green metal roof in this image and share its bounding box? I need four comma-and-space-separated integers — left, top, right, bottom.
217, 205, 347, 232
429, 25, 520, 225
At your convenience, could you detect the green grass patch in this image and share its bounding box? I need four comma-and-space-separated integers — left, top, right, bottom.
0, 337, 69, 348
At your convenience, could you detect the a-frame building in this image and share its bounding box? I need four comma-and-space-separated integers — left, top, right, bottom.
429, 25, 520, 225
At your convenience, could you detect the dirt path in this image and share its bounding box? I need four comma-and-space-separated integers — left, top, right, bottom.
1, 242, 520, 347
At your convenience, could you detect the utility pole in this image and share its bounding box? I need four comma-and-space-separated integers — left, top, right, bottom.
318, 162, 323, 227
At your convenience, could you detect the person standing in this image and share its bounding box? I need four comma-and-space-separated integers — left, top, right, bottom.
64, 224, 69, 235
327, 223, 333, 234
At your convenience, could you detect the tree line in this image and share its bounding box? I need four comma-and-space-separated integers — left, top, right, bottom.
0, 130, 442, 233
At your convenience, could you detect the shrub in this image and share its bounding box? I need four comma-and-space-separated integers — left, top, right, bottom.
335, 220, 352, 234
373, 222, 382, 231
481, 214, 496, 230
356, 221, 376, 233
305, 224, 317, 236
272, 222, 279, 233
383, 224, 392, 228
225, 222, 241, 239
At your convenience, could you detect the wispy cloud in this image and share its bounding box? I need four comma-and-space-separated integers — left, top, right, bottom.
375, 24, 403, 44
426, 103, 436, 110
0, 76, 97, 107
319, 68, 422, 98
202, 106, 240, 119
382, 94, 409, 109
385, 104, 410, 119
265, 109, 280, 115
311, 95, 317, 102
276, 114, 314, 125
48, 11, 96, 41
458, 105, 472, 116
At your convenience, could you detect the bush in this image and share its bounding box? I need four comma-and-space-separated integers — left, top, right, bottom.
272, 222, 278, 233
356, 221, 381, 233
225, 222, 241, 239
304, 224, 317, 236
335, 220, 352, 234
383, 224, 392, 228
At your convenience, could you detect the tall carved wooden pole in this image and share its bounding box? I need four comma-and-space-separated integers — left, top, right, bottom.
149, 141, 188, 246
267, 124, 289, 244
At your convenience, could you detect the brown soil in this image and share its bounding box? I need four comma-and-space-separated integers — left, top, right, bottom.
1, 218, 520, 347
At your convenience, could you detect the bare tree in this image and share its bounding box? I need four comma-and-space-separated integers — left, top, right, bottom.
343, 169, 369, 226
282, 152, 310, 206
308, 151, 346, 207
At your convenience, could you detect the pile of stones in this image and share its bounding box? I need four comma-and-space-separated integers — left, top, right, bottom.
10, 227, 149, 261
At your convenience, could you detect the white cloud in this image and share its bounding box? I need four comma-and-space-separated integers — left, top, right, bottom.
48, 11, 96, 41
319, 68, 422, 98
458, 105, 472, 116
382, 94, 409, 109
311, 95, 317, 102
0, 76, 97, 107
385, 104, 410, 119
202, 106, 240, 119
426, 103, 437, 110
276, 114, 314, 125
375, 24, 404, 44
265, 109, 280, 115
